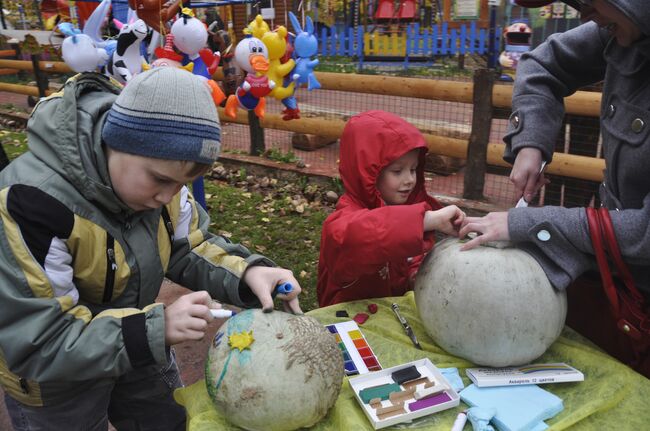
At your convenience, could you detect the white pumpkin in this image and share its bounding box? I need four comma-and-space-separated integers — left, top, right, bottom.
205, 309, 344, 431
414, 238, 567, 367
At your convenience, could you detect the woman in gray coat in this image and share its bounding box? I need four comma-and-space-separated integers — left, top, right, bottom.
460, 0, 650, 376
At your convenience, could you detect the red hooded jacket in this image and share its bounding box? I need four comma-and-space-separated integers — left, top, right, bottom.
317, 111, 442, 306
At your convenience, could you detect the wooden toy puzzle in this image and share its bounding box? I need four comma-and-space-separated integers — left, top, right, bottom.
349, 358, 460, 429
325, 321, 381, 376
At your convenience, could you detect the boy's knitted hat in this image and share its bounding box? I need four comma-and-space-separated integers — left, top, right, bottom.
101, 67, 221, 164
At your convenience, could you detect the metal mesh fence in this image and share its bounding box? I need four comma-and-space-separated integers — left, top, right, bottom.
219, 60, 602, 211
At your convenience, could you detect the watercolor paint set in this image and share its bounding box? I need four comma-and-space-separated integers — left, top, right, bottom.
326, 321, 382, 376
348, 358, 460, 429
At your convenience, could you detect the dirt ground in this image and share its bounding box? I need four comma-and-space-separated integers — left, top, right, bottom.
0, 280, 224, 430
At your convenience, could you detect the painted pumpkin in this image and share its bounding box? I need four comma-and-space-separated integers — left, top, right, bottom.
414, 238, 567, 366
205, 309, 344, 431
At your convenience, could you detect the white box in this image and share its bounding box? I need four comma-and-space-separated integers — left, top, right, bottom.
349, 358, 460, 429
466, 362, 584, 387
260, 8, 275, 20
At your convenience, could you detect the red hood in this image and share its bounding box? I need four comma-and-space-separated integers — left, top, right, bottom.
338, 110, 437, 210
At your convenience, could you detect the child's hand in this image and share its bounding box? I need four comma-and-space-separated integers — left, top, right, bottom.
243, 266, 303, 315
424, 205, 466, 236
164, 291, 214, 346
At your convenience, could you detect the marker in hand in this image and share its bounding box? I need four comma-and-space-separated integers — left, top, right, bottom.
210, 309, 236, 319
275, 282, 293, 295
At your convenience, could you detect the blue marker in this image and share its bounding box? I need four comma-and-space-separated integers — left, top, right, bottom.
275, 282, 293, 295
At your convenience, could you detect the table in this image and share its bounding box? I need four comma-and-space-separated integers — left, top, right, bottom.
174, 292, 650, 430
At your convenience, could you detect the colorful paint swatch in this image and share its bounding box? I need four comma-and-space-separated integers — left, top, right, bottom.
326, 321, 382, 376
408, 392, 453, 411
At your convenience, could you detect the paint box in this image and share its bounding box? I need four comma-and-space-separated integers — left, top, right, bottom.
349, 358, 460, 429
326, 321, 382, 376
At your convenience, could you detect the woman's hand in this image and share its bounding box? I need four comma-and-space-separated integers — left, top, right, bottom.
511, 148, 548, 203
458, 212, 510, 250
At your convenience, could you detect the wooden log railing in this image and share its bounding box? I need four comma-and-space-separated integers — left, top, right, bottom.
0, 59, 605, 184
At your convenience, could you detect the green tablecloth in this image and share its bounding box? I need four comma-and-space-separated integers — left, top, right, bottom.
174, 292, 650, 430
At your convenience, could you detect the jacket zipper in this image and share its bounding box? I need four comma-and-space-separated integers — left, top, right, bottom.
103, 235, 117, 303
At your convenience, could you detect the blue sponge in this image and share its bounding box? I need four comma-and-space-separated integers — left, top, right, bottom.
460, 384, 563, 431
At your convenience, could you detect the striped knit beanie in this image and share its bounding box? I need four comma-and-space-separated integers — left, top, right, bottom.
101, 67, 221, 164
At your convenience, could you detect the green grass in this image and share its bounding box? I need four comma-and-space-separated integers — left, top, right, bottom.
0, 130, 28, 161
203, 181, 327, 312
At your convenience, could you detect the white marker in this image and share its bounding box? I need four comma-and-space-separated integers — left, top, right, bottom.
210, 309, 236, 319
450, 411, 467, 431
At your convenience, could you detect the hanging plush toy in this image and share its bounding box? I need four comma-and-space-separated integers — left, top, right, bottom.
58, 0, 114, 73
288, 12, 321, 91
171, 8, 221, 80
224, 36, 275, 119
261, 25, 301, 121
105, 18, 149, 83
144, 33, 224, 107
59, 23, 109, 73
244, 14, 271, 40
498, 20, 533, 82
128, 0, 183, 35
146, 33, 190, 70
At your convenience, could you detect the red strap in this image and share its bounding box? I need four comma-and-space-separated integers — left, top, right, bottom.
586, 207, 620, 313
597, 208, 646, 304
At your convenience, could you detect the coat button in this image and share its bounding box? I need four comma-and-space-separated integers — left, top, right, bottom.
607, 104, 616, 117
631, 118, 645, 133
536, 229, 551, 241
622, 324, 631, 333
510, 114, 520, 128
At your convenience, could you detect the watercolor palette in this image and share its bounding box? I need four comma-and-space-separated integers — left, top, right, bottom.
326, 321, 382, 376
349, 358, 460, 429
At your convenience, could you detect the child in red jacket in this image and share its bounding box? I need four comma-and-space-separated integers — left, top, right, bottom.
317, 110, 465, 306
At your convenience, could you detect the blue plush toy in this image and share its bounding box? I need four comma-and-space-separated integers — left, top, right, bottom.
287, 12, 321, 91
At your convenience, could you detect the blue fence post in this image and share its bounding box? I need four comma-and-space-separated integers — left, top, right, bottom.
460, 24, 466, 56
432, 24, 438, 56
404, 24, 411, 69
320, 27, 327, 57
487, 4, 498, 68
348, 27, 354, 57
470, 21, 477, 55
479, 28, 486, 55
358, 26, 364, 71
450, 28, 457, 55
441, 22, 448, 55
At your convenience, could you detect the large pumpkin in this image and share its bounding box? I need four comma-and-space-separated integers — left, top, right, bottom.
414, 238, 567, 366
205, 309, 344, 431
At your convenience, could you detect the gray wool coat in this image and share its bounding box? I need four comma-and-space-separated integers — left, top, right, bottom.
503, 0, 650, 298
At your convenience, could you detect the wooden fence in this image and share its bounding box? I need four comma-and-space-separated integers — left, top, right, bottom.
0, 57, 604, 201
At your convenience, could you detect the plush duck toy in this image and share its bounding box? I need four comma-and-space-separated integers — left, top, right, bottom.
224, 36, 275, 119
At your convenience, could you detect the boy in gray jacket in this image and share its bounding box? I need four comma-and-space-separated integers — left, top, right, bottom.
0, 67, 301, 430
460, 0, 650, 375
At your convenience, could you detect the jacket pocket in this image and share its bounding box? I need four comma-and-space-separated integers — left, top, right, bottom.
601, 93, 650, 147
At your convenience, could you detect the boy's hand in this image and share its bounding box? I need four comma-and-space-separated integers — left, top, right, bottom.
243, 266, 303, 315
164, 291, 214, 345
424, 205, 466, 236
